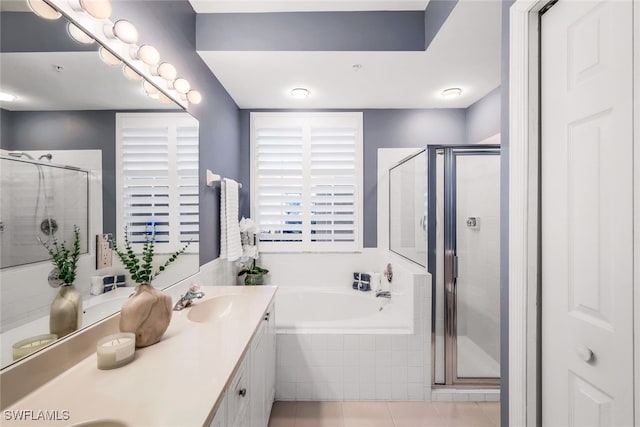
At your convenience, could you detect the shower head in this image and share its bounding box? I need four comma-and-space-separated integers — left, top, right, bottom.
8, 151, 36, 160
38, 154, 52, 161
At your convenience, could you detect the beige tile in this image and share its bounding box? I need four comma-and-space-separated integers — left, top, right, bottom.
478, 402, 500, 426
387, 401, 445, 427
269, 401, 297, 427
432, 402, 496, 427
342, 401, 394, 427
295, 401, 344, 427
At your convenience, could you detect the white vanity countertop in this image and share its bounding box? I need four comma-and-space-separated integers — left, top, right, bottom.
2, 285, 277, 427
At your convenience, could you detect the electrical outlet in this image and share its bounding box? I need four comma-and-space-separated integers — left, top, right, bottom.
96, 233, 113, 269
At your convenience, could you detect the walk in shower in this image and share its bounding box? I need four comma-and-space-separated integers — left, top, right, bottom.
428, 145, 500, 387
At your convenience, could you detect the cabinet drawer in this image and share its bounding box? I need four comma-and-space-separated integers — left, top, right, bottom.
228, 354, 249, 424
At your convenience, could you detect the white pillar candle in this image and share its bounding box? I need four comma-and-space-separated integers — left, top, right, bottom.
96, 332, 135, 370
12, 334, 58, 360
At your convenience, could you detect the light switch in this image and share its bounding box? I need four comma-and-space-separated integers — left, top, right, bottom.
96, 233, 113, 269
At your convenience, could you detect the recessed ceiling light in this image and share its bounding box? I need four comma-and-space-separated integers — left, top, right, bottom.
441, 87, 462, 98
290, 88, 310, 99
0, 92, 17, 102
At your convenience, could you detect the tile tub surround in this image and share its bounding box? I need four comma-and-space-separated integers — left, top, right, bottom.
275, 270, 430, 401
1, 285, 277, 426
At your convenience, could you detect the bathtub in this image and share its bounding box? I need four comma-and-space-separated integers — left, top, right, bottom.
275, 286, 413, 334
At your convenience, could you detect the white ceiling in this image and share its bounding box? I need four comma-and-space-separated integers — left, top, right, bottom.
190, 0, 430, 13
0, 52, 175, 111
195, 0, 501, 109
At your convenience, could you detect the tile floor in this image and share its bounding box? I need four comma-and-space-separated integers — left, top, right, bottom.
268, 401, 500, 427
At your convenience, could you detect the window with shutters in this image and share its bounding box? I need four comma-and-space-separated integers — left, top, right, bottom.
250, 112, 363, 252
116, 113, 199, 254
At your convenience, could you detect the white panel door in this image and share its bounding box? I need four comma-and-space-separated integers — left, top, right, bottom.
541, 0, 634, 426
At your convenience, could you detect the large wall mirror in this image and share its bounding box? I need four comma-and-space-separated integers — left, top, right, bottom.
0, 3, 200, 369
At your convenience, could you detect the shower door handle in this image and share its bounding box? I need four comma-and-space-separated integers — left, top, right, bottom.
452, 255, 458, 279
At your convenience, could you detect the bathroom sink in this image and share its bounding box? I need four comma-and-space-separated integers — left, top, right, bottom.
68, 420, 128, 427
187, 295, 250, 323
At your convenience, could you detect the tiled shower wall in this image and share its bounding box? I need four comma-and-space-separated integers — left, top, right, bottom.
275, 271, 430, 401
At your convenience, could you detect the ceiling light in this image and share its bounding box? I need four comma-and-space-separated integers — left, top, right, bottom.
186, 90, 202, 105
173, 78, 190, 94
27, 0, 61, 20
67, 22, 95, 45
98, 46, 121, 65
107, 20, 138, 44
290, 88, 310, 99
122, 65, 142, 81
0, 92, 17, 102
441, 87, 462, 98
79, 0, 112, 20
135, 45, 160, 66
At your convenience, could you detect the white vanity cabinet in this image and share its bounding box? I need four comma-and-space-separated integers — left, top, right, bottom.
207, 302, 276, 427
250, 303, 276, 427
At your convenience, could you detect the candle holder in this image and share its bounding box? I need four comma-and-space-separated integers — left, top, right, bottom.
12, 334, 58, 360
96, 332, 135, 370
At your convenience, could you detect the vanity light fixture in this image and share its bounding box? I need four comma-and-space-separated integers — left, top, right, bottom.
173, 78, 190, 94
0, 92, 17, 102
98, 46, 121, 65
133, 44, 160, 66
152, 62, 177, 81
79, 0, 112, 20
106, 20, 138, 44
290, 87, 310, 99
186, 90, 202, 105
158, 92, 174, 105
441, 87, 462, 98
27, 0, 61, 20
122, 65, 143, 81
67, 22, 95, 45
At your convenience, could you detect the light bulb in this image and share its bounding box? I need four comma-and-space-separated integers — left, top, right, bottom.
27, 0, 61, 20
136, 45, 160, 66
143, 81, 159, 98
173, 78, 190, 94
290, 88, 310, 99
155, 62, 177, 81
122, 65, 142, 81
186, 90, 202, 105
158, 92, 173, 104
80, 0, 112, 19
112, 20, 138, 44
68, 22, 95, 45
99, 46, 121, 65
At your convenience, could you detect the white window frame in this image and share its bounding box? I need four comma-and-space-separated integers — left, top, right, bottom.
115, 112, 199, 254
250, 112, 363, 253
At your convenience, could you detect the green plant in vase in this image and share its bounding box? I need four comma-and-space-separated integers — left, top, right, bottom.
237, 260, 269, 285
110, 226, 190, 347
40, 225, 82, 338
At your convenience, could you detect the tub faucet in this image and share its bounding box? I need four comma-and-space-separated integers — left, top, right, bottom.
173, 286, 205, 311
376, 290, 391, 299
383, 263, 393, 283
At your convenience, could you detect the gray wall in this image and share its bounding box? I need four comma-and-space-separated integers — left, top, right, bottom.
239, 108, 467, 248
466, 86, 501, 143
110, 1, 242, 265
1, 109, 117, 235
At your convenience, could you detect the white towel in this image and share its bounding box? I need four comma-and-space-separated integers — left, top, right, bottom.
220, 178, 242, 261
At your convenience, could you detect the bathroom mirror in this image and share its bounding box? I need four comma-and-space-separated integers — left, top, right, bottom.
0, 6, 199, 369
389, 149, 427, 267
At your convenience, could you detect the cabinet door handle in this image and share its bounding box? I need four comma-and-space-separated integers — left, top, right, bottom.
238, 388, 247, 397
264, 312, 270, 321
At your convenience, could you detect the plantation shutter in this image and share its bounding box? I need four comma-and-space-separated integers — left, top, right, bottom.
251, 113, 362, 252
116, 113, 199, 253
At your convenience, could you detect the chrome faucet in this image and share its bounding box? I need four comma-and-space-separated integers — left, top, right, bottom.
376, 290, 391, 299
173, 286, 205, 311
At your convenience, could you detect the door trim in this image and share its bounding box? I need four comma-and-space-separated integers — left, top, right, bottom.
510, 1, 638, 426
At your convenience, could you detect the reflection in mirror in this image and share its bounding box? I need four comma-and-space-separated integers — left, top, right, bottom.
389, 149, 427, 267
0, 6, 199, 368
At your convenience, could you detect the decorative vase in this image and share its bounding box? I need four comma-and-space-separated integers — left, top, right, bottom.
244, 274, 264, 286
119, 283, 172, 348
50, 284, 82, 339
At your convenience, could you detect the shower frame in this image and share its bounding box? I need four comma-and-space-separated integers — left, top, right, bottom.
427, 144, 501, 389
